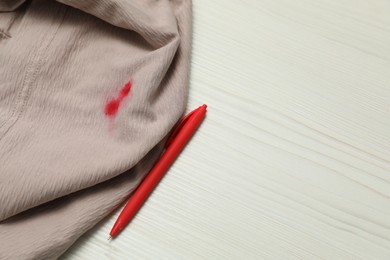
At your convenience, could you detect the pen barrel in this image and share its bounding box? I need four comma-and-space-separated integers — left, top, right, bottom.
125, 106, 206, 211
110, 105, 206, 237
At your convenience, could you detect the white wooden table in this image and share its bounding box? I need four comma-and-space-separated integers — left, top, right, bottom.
61, 0, 390, 259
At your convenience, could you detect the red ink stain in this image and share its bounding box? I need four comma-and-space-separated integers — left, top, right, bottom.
104, 81, 132, 117
119, 82, 131, 98
104, 99, 120, 117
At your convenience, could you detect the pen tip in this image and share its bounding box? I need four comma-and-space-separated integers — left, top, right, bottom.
202, 104, 207, 109
108, 236, 112, 241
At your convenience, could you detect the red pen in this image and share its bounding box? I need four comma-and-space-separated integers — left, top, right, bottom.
109, 104, 207, 239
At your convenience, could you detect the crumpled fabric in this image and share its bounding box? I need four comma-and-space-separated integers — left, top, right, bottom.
0, 0, 192, 258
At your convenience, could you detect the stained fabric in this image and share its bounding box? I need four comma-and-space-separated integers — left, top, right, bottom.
0, 0, 192, 258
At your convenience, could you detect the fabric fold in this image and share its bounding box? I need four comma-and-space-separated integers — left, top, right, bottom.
0, 0, 192, 258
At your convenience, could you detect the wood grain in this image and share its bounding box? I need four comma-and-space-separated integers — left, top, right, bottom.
61, 0, 390, 259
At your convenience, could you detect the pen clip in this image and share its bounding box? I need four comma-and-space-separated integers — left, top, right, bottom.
165, 108, 199, 148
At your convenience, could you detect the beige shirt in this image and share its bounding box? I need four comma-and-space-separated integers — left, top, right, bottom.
0, 0, 192, 258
